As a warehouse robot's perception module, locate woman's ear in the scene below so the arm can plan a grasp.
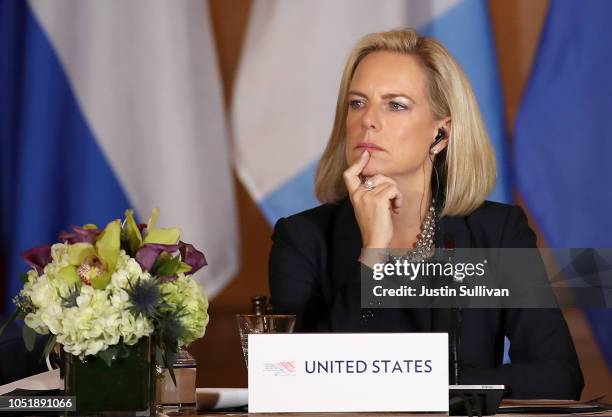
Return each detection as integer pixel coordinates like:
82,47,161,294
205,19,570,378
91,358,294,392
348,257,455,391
440,118,451,150
443,118,451,134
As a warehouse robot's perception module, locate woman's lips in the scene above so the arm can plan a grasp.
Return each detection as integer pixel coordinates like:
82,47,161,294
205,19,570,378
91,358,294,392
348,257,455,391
355,142,384,151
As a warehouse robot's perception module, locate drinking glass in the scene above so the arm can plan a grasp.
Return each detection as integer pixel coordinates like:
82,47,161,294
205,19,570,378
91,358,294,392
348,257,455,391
236,314,296,366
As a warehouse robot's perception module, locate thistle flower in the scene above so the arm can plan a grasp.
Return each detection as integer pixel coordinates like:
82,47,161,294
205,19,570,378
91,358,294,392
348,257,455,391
156,312,186,352
61,287,80,308
126,278,161,319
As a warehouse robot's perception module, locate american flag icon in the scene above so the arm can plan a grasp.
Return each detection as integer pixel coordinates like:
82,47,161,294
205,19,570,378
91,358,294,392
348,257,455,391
264,361,296,376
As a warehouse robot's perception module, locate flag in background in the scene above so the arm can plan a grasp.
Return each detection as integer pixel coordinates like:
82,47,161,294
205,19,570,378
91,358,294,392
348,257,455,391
232,0,510,225
0,0,239,311
514,0,612,369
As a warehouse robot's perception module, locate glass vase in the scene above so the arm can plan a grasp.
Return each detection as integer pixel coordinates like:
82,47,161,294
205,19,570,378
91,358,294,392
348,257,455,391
62,337,155,416
156,348,197,412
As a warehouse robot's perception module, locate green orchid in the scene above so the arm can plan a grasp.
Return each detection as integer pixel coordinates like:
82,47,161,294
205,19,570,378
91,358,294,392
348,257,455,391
58,265,81,286
143,208,180,245
96,220,120,272
124,209,143,256
68,243,96,265
59,220,121,290
59,210,184,290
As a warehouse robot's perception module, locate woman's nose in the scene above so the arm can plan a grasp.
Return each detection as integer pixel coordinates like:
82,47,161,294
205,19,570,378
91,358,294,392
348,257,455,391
361,105,381,131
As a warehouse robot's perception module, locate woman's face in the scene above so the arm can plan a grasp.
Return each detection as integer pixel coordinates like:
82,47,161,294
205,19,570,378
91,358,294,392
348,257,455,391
345,51,445,179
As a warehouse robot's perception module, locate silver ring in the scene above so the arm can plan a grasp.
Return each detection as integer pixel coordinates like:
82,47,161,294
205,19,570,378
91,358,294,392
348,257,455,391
363,178,375,190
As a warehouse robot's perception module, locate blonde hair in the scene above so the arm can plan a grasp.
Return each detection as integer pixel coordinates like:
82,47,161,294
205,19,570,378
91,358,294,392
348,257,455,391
314,28,496,217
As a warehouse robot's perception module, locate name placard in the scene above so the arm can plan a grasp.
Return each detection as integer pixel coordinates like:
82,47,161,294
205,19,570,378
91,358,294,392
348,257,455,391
248,333,448,413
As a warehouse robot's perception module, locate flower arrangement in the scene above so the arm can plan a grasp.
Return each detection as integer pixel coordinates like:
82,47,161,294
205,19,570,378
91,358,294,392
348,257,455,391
2,208,209,379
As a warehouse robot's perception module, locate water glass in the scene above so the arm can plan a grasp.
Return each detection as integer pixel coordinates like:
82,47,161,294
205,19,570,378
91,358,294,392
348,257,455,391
236,314,296,366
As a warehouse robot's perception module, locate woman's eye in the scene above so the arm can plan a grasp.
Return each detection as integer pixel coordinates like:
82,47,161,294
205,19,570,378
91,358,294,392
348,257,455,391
389,101,407,111
349,99,364,110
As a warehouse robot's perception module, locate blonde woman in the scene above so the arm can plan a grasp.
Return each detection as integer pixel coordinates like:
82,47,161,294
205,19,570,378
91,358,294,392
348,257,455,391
269,29,582,399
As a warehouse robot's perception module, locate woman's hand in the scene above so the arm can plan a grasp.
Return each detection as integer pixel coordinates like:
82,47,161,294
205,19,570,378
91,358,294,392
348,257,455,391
343,150,402,249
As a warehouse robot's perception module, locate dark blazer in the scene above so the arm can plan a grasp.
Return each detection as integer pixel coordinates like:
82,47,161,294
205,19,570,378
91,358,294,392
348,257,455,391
269,198,584,399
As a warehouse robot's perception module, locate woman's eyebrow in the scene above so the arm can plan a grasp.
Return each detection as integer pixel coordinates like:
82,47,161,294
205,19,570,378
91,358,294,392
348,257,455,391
347,90,416,104
347,90,367,98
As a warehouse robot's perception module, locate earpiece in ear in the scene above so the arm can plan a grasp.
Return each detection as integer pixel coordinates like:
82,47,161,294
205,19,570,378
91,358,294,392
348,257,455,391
430,127,446,152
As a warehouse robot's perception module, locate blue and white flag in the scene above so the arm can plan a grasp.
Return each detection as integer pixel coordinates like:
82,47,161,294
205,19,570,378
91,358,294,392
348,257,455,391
514,0,612,369
0,0,239,309
232,0,510,224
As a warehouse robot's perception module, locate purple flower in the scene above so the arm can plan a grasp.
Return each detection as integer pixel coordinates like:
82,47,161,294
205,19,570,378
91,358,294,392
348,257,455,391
59,226,102,244
21,244,52,274
179,241,207,275
135,243,179,271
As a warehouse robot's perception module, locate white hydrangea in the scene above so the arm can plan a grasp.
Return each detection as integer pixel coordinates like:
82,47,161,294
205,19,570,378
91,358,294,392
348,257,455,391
50,242,69,263
21,249,154,357
160,273,209,346
119,310,154,346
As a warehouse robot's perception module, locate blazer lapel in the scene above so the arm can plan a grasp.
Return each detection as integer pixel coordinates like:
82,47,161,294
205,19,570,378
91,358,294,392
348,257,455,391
436,215,472,249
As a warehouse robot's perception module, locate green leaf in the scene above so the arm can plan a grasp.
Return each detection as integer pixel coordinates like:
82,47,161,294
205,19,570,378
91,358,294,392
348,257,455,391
155,348,164,367
98,346,119,367
162,351,177,387
124,209,143,256
117,342,130,359
96,219,121,276
22,325,37,352
155,255,181,277
16,310,26,322
40,335,57,364
19,273,29,284
151,252,171,273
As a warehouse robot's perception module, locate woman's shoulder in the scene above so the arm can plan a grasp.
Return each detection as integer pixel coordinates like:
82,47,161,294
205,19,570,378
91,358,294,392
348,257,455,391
463,200,536,247
272,199,349,241
467,200,525,222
